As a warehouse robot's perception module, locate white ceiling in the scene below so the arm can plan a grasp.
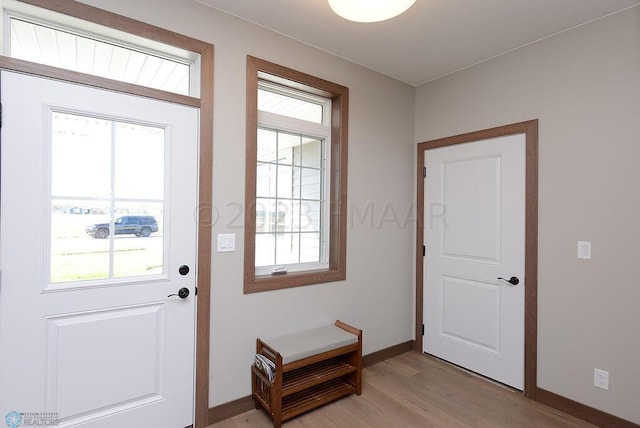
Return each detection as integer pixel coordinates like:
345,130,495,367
195,0,639,86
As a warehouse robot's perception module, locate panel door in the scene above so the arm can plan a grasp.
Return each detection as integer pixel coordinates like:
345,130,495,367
423,134,525,389
0,71,199,427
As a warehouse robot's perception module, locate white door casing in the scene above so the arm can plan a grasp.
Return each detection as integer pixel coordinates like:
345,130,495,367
0,72,199,427
423,134,525,389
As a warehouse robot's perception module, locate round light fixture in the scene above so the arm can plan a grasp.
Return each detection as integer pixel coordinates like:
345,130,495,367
328,0,416,23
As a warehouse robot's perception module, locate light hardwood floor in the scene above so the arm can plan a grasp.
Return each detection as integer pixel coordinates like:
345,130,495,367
209,351,595,428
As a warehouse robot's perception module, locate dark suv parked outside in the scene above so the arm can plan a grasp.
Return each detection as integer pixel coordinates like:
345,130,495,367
86,215,159,239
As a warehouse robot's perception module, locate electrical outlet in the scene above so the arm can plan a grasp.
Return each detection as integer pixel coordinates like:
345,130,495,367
594,368,609,390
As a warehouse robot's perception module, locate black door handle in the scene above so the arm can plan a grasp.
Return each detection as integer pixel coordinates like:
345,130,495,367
168,287,190,299
498,276,520,286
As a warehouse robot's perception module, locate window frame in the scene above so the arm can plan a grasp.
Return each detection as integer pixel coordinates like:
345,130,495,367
244,56,348,293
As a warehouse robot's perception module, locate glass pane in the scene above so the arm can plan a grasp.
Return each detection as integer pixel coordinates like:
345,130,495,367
277,200,294,233
291,202,301,231
276,233,300,265
300,137,322,168
255,234,275,267
255,199,267,234
278,133,299,165
51,112,111,198
257,128,277,163
113,203,163,278
301,168,322,200
114,122,165,200
258,88,323,123
300,233,321,263
297,201,321,232
256,198,277,233
276,164,295,199
274,201,288,233
10,18,191,96
51,199,110,283
290,167,302,199
256,163,277,198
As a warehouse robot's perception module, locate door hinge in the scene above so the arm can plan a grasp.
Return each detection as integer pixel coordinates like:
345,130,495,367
0,103,3,128
195,287,198,296
422,245,425,257
423,166,426,178
422,324,425,336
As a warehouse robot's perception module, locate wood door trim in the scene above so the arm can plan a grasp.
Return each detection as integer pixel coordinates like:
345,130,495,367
415,120,539,399
4,1,214,426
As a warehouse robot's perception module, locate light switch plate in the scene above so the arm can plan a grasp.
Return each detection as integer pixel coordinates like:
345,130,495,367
577,241,591,260
217,233,235,252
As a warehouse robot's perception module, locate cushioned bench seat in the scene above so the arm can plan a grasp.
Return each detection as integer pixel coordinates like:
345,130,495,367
251,320,362,428
262,324,359,364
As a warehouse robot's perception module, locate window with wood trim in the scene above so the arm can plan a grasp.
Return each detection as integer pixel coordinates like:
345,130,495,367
4,7,200,96
244,56,348,293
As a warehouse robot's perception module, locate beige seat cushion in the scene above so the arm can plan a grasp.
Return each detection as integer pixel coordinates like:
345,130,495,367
264,325,358,365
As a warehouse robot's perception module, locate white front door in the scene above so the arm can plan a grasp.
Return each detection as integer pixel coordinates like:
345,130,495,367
0,72,199,427
423,134,525,389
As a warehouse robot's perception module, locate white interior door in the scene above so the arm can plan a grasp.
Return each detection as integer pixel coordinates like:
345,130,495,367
423,134,525,389
0,72,199,427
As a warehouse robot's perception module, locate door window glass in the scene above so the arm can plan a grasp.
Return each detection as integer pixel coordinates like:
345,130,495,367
50,111,165,284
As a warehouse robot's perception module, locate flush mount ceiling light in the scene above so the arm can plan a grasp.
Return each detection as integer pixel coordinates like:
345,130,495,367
328,0,416,23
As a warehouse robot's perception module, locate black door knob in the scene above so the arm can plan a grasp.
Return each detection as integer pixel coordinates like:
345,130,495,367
498,276,520,286
178,265,190,276
168,287,190,299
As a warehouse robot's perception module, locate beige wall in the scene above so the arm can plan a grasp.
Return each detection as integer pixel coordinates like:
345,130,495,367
415,7,640,424
79,0,417,406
